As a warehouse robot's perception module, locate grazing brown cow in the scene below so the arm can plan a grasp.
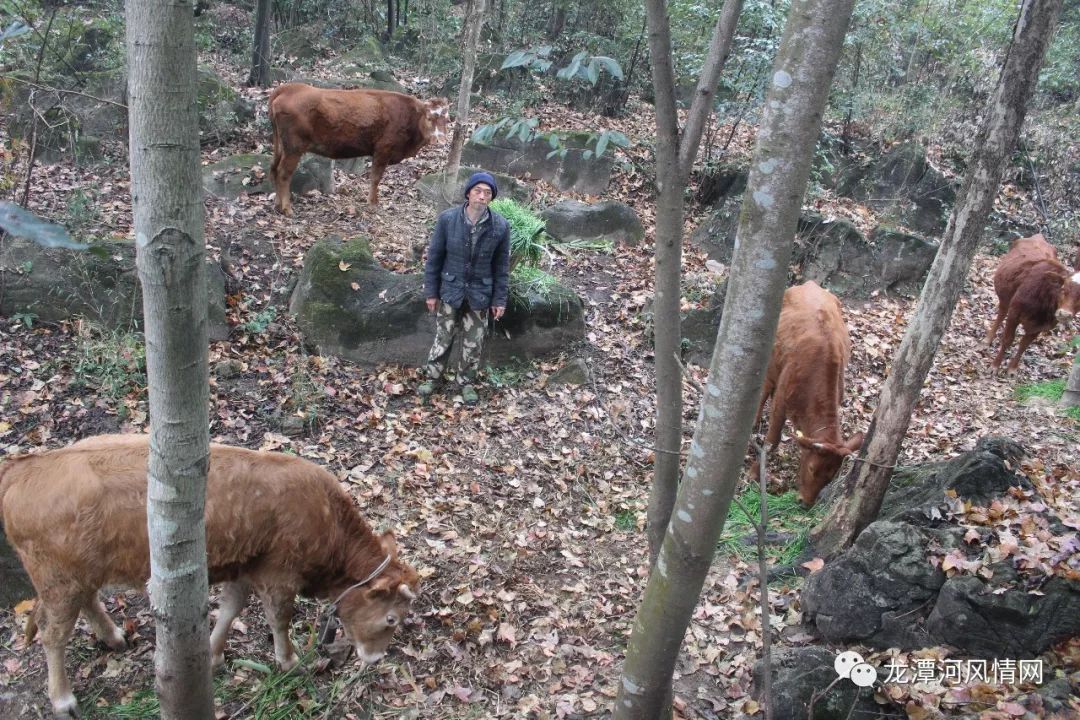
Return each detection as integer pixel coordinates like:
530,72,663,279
752,282,864,505
0,434,419,718
985,234,1080,373
269,83,449,216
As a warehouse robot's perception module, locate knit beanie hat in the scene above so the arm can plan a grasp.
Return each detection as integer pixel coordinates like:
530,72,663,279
464,171,498,199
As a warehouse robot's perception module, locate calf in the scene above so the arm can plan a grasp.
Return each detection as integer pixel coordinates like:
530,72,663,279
269,83,449,216
752,281,864,505
0,434,419,718
985,234,1080,373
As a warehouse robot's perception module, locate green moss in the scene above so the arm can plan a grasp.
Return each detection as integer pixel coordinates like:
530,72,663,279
304,238,375,302
299,301,355,336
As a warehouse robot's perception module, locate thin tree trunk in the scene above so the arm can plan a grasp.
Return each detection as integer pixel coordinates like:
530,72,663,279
125,0,213,717
444,0,487,187
247,0,272,88
1063,351,1080,408
811,0,1065,557
645,0,744,564
614,0,856,716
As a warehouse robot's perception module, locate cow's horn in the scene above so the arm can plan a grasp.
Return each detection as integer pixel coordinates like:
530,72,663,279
398,584,416,600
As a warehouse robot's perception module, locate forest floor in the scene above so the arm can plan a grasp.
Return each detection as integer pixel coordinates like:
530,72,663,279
1,56,1079,720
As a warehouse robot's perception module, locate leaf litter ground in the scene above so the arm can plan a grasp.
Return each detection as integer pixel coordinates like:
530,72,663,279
1,80,1078,720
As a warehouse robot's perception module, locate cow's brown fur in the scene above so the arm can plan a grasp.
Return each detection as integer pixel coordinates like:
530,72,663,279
268,83,449,216
0,434,419,717
751,282,864,505
985,234,1080,373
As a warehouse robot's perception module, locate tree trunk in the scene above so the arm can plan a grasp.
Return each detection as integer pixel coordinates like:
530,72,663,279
444,0,487,189
125,1,213,718
811,0,1064,557
645,0,744,564
387,0,397,38
614,0,855,716
1061,349,1080,408
246,0,272,88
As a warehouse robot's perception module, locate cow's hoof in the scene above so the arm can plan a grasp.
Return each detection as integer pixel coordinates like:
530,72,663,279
211,652,225,670
52,693,79,718
102,629,127,651
277,653,299,673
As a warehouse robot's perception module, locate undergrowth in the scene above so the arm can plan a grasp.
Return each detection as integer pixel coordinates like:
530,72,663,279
717,487,824,566
1015,378,1080,421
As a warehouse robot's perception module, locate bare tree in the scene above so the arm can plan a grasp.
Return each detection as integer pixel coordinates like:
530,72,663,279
812,0,1065,557
247,0,272,88
614,0,856,716
645,0,744,562
125,0,213,717
445,0,488,182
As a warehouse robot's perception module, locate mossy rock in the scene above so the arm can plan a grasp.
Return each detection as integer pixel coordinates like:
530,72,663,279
290,236,585,366
416,167,532,212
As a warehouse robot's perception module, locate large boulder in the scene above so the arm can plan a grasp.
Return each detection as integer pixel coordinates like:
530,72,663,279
833,141,957,236
416,167,532,212
198,67,255,142
289,237,585,366
752,646,887,720
201,152,366,200
0,236,228,339
803,437,1080,657
691,210,938,298
540,200,644,246
462,131,613,195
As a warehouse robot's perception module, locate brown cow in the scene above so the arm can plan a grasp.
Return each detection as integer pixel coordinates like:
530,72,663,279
752,281,864,505
0,434,419,718
985,234,1080,373
269,83,449,216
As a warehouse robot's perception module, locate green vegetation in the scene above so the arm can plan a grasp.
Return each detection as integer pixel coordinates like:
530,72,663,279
242,306,278,334
614,509,638,532
717,488,824,566
72,324,146,402
1015,378,1080,422
490,197,549,268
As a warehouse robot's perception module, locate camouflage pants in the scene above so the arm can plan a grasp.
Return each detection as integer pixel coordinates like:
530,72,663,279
424,301,488,383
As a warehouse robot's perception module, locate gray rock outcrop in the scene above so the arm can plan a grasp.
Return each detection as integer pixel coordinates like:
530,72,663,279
0,236,228,339
462,131,613,195
540,200,644,246
289,236,585,366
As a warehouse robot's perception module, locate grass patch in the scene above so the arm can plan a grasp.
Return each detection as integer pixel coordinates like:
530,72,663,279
485,361,534,388
1014,378,1080,421
717,488,824,566
614,509,638,532
509,265,559,309
72,324,147,402
490,197,548,268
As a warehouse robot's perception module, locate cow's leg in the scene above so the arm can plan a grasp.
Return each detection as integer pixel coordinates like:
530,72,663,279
257,589,299,671
81,595,126,651
273,152,301,216
367,158,386,205
1006,331,1041,374
39,597,81,718
992,314,1021,370
984,299,1008,347
210,581,249,669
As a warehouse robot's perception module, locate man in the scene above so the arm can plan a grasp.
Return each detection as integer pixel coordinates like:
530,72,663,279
419,171,511,404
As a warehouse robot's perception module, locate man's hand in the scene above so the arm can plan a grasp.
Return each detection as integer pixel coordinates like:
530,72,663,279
492,306,505,321
426,298,438,313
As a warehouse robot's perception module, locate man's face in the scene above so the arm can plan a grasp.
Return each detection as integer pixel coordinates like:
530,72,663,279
467,183,494,209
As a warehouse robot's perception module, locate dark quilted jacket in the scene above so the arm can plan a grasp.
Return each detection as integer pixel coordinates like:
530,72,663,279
423,205,511,311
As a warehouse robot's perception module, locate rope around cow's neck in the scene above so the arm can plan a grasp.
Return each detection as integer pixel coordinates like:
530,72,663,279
328,554,392,615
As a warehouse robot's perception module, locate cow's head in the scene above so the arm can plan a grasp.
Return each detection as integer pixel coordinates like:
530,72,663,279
1057,271,1080,320
336,531,420,665
794,431,864,506
422,98,450,144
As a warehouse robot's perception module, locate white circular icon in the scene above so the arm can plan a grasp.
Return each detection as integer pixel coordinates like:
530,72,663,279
834,650,864,679
850,662,878,688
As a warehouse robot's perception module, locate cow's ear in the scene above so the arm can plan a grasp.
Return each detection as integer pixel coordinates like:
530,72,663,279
379,531,399,560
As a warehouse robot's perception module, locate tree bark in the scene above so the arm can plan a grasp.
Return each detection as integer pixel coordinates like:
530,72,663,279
125,1,213,718
444,0,487,189
614,0,855,716
645,0,743,563
811,0,1064,557
247,0,272,88
1062,349,1080,408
